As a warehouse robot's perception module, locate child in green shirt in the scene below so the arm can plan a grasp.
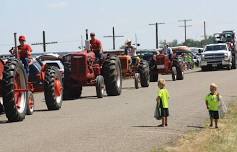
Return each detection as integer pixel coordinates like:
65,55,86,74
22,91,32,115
205,83,220,128
156,79,170,127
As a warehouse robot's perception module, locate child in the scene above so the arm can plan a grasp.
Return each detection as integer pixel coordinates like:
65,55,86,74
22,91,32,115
205,83,220,128
156,79,170,127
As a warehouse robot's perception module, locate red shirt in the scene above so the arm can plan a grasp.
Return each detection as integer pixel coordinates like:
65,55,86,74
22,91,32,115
17,44,32,58
90,39,102,53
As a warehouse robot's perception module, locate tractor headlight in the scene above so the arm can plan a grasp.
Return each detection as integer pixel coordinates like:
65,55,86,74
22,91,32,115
201,54,205,60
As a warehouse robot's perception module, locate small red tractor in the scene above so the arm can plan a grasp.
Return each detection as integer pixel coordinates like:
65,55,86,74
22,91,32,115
149,46,186,81
0,34,63,122
61,49,122,99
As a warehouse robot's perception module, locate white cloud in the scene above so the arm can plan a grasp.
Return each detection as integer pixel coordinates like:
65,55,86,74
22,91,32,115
48,1,68,9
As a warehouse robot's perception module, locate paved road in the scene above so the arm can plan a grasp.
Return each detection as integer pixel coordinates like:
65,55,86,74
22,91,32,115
1,69,237,152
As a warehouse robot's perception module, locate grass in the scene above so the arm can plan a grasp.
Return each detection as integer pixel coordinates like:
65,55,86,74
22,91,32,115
155,102,237,152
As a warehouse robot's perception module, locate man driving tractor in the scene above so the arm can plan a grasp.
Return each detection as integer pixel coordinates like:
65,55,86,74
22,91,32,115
124,39,140,65
9,35,32,76
89,32,103,61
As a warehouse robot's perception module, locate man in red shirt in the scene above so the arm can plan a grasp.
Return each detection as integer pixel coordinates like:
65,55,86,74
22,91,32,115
89,32,103,60
9,35,32,76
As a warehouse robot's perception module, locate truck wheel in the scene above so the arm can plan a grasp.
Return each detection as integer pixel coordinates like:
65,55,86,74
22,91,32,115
134,73,139,89
176,65,184,80
102,56,122,96
139,61,150,87
2,59,28,122
26,91,34,115
96,75,105,98
171,66,177,81
44,66,63,110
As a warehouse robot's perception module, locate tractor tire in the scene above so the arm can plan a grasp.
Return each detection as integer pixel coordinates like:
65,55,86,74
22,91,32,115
176,64,184,80
96,75,105,98
44,66,63,110
102,56,122,96
232,55,236,69
150,70,158,82
139,61,150,87
134,73,139,89
26,91,34,115
171,66,177,81
2,59,28,122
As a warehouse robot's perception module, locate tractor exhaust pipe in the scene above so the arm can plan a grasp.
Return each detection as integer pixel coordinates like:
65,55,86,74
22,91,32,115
14,33,19,59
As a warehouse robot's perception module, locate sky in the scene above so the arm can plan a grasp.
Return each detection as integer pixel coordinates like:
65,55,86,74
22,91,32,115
0,0,236,53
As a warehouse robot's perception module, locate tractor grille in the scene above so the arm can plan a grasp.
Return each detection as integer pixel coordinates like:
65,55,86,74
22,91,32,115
156,57,165,65
71,55,86,75
120,58,129,71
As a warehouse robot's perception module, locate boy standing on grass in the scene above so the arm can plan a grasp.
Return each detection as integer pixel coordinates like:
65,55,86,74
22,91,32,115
156,79,170,127
205,83,220,128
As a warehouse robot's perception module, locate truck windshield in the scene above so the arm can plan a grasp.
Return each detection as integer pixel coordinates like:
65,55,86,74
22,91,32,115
205,45,227,51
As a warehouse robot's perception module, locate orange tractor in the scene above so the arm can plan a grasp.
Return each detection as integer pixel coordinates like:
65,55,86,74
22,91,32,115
0,34,63,122
104,50,150,89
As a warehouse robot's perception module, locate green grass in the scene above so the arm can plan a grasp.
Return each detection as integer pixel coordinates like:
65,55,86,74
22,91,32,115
154,102,237,152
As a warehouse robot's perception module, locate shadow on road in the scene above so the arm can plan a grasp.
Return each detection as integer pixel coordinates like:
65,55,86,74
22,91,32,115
122,87,136,90
34,109,49,112
131,125,159,128
187,125,205,129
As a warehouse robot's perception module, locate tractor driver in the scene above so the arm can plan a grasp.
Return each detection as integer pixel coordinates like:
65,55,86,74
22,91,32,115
9,35,32,76
89,32,103,61
124,39,140,65
164,44,173,60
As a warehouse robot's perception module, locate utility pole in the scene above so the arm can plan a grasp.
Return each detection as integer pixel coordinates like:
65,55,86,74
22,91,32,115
178,19,192,43
31,31,58,52
204,21,207,40
104,26,124,50
149,22,165,49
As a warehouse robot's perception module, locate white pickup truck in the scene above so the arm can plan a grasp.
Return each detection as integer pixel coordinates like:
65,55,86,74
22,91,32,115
200,43,232,71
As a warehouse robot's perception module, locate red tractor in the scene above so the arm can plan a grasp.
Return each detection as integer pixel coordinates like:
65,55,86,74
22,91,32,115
149,46,185,81
0,36,63,122
61,50,122,99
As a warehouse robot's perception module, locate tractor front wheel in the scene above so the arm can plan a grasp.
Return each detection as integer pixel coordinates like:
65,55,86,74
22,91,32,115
96,75,105,98
134,73,139,89
26,91,34,115
44,66,63,110
171,66,177,81
139,61,150,87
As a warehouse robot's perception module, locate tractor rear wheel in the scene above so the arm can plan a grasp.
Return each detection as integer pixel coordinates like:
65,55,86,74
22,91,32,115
26,91,34,115
96,75,105,98
44,66,63,110
139,61,150,87
2,59,28,122
232,55,236,69
102,56,122,96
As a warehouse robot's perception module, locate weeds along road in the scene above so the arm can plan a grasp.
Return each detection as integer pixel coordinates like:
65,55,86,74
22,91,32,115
1,69,237,152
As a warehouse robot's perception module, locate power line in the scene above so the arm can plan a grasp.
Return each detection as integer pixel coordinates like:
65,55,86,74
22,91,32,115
149,22,165,49
178,19,192,43
104,26,124,50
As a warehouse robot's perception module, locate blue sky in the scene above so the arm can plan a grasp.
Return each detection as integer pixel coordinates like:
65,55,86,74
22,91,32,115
0,0,236,53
